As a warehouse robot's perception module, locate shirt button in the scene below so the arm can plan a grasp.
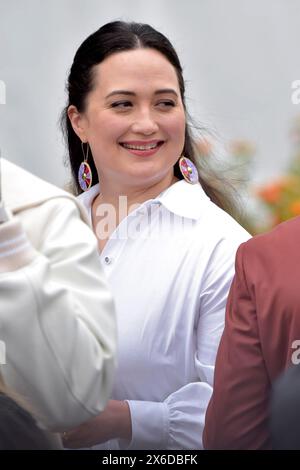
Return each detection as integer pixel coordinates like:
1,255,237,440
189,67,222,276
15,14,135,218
104,256,112,265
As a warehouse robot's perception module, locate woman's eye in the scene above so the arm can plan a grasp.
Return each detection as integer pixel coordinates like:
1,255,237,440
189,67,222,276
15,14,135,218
111,101,132,109
157,101,176,108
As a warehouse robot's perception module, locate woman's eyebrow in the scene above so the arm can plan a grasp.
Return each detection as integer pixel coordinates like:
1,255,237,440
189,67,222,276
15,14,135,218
105,88,178,99
154,89,178,97
105,90,135,98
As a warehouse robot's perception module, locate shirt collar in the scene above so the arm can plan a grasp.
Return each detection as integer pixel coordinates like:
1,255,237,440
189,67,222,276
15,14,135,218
77,183,100,214
77,180,210,222
156,180,211,220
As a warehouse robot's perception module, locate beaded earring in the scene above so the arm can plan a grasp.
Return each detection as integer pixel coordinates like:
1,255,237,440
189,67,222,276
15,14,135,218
78,142,93,191
178,156,199,184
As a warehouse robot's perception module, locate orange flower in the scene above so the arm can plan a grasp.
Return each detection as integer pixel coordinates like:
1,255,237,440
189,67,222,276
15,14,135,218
290,200,300,216
256,177,295,204
257,182,285,204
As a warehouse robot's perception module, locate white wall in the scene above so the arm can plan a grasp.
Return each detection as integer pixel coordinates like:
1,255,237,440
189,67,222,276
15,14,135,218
1,0,300,187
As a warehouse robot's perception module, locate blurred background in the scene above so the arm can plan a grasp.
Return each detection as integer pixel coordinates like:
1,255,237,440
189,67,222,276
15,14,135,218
1,0,300,233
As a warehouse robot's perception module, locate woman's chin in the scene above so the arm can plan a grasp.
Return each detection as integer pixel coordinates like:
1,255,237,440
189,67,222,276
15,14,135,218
124,170,171,187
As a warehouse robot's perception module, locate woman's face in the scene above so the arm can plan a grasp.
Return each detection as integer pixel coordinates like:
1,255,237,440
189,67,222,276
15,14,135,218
69,48,186,189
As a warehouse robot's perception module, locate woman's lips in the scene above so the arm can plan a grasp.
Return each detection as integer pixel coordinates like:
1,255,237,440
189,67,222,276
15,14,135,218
119,140,164,157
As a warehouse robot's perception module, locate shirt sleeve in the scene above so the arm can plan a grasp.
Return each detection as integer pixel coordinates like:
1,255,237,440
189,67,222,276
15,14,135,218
0,199,117,432
203,243,271,449
118,238,238,450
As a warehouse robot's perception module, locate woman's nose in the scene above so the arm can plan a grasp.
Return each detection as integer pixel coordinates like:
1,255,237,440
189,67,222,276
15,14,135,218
131,109,159,135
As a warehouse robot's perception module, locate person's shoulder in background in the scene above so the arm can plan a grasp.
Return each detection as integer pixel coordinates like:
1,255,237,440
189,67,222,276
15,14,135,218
237,215,300,265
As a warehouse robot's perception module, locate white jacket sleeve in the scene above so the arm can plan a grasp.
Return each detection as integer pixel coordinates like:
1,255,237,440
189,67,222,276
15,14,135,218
0,198,116,432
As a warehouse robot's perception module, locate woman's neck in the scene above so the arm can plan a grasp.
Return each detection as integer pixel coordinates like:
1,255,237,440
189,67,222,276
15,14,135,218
91,172,179,252
93,172,178,215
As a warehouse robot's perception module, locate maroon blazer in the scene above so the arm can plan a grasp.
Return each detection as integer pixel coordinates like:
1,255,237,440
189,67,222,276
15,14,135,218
203,216,300,449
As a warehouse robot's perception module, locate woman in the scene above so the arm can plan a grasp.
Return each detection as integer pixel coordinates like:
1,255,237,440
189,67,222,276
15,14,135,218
61,21,250,450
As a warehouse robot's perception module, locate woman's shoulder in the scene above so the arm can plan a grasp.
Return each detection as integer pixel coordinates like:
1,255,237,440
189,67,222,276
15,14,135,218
185,186,251,246
204,201,250,240
158,180,251,246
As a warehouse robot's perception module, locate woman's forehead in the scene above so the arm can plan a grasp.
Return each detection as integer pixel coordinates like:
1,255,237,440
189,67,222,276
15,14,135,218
91,49,180,92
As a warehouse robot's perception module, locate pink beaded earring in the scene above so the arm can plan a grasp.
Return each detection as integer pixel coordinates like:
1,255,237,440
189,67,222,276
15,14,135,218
178,156,199,184
78,142,93,191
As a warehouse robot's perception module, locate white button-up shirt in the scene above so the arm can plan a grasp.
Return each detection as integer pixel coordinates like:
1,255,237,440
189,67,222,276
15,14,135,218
78,180,250,450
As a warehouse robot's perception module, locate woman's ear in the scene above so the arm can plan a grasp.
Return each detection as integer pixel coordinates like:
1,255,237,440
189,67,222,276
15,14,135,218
67,105,88,142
